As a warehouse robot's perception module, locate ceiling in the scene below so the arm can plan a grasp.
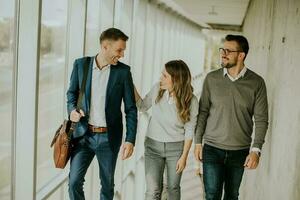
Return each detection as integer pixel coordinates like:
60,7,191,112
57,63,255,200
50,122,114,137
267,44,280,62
158,0,251,31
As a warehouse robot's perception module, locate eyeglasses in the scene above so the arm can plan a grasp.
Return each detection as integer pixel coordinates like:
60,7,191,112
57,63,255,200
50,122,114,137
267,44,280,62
219,48,242,55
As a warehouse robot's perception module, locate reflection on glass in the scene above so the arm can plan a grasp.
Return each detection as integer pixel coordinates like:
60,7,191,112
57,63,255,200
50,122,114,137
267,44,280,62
36,0,68,191
85,0,100,55
47,182,68,200
85,0,114,56
0,0,15,199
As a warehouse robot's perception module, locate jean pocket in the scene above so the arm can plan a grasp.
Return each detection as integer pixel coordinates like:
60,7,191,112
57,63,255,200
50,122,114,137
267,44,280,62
98,133,109,144
144,137,161,155
72,136,86,149
228,149,249,167
166,141,183,151
144,137,153,150
203,145,223,163
144,136,156,146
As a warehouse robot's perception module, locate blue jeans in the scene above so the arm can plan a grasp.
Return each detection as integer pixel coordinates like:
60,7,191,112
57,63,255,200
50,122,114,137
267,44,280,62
68,131,118,200
203,144,249,200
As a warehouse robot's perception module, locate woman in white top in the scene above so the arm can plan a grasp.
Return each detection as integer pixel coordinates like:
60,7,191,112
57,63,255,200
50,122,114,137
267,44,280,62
134,60,199,200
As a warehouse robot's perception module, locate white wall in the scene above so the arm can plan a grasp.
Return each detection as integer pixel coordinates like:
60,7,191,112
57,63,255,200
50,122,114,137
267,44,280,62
112,0,206,199
241,0,300,199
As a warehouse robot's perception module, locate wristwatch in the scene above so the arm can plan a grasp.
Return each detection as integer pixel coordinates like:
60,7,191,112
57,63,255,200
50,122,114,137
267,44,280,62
252,150,261,157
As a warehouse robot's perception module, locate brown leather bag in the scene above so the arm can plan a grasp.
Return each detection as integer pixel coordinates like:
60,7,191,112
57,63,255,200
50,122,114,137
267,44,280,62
50,57,90,169
50,120,75,168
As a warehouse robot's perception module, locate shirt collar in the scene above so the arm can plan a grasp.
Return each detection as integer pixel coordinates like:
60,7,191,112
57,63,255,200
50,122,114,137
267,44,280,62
223,66,247,79
93,57,110,71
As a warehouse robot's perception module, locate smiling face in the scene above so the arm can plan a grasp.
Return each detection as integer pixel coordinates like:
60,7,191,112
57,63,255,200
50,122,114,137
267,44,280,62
102,39,126,65
159,68,173,91
220,40,242,69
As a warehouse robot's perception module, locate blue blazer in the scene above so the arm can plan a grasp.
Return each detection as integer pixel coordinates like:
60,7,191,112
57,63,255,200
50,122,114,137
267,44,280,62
66,56,137,153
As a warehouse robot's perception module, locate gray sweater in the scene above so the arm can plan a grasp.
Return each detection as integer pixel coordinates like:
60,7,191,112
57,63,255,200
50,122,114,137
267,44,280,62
137,83,199,142
195,68,269,150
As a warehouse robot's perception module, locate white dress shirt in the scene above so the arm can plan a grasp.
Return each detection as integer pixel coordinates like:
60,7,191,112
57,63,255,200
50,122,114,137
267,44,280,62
223,66,247,81
88,57,110,127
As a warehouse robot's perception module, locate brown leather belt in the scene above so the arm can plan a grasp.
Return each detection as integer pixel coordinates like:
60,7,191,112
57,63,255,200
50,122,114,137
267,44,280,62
88,125,107,133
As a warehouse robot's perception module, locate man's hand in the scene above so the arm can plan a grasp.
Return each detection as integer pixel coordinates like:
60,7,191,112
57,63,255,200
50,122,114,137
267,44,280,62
244,152,260,169
121,142,134,160
194,144,203,161
70,109,85,122
176,155,187,174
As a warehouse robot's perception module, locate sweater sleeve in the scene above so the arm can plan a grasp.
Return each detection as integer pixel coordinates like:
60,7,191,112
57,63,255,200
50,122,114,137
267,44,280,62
136,83,159,112
195,76,211,144
184,96,199,139
252,78,269,149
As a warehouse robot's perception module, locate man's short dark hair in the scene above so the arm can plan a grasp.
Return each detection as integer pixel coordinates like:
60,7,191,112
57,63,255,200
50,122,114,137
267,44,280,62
99,28,128,44
225,34,249,57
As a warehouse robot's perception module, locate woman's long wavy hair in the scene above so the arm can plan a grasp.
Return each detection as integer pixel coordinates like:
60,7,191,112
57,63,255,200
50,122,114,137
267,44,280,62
155,60,193,123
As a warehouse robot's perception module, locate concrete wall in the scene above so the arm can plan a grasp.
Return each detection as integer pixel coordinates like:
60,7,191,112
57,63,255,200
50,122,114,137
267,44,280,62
241,0,300,199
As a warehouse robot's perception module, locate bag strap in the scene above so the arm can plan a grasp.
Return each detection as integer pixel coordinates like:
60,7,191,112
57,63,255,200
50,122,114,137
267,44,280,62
76,57,90,111
68,57,91,136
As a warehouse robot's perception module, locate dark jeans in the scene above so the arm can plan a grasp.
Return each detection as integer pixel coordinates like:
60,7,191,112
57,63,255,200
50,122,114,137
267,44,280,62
203,144,249,200
68,131,118,200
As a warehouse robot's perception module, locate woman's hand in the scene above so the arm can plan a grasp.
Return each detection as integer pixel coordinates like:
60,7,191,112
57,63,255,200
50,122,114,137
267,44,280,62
176,155,188,174
133,85,141,102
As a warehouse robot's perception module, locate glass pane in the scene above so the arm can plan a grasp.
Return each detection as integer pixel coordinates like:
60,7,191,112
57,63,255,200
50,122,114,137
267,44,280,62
0,0,15,199
36,0,68,191
46,182,68,200
85,0,100,55
116,0,133,65
85,0,115,56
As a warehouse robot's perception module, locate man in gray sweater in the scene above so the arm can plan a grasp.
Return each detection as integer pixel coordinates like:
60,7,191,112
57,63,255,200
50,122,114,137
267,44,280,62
194,35,268,200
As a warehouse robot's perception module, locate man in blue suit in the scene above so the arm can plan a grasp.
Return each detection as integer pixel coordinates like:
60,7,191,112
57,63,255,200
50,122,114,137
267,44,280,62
67,28,137,200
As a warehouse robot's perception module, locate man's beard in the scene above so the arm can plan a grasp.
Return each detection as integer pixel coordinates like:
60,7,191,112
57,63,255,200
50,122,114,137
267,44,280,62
221,62,236,69
221,57,237,69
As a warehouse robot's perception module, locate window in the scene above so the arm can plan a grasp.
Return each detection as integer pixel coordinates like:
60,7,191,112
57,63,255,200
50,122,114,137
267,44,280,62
36,0,68,190
85,0,114,56
0,0,16,199
85,0,100,55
